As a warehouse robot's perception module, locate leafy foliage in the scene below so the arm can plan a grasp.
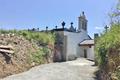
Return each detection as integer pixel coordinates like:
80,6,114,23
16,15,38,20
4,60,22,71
0,29,55,45
18,30,55,45
115,69,120,80
0,29,56,64
95,23,120,66
109,0,120,24
95,1,120,79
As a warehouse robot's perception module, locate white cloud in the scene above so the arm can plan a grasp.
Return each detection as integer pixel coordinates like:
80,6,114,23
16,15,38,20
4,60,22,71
95,27,104,30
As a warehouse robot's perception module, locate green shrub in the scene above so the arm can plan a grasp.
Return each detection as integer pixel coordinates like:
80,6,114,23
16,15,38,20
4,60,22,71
115,70,120,79
30,47,52,65
18,30,55,45
0,29,55,65
30,49,45,64
95,23,120,66
0,29,18,34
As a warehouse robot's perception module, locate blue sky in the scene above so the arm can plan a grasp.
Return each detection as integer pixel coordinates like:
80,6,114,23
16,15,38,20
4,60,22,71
0,0,117,37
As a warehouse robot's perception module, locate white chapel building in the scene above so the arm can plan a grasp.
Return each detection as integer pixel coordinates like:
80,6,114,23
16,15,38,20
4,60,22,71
52,12,94,62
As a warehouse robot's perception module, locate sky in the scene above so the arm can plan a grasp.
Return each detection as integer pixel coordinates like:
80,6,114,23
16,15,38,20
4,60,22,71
0,0,117,37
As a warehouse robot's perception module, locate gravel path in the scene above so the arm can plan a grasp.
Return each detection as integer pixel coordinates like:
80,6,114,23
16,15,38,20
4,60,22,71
1,58,97,80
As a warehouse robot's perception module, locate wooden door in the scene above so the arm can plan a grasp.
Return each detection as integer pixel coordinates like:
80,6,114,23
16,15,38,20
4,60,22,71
84,49,87,58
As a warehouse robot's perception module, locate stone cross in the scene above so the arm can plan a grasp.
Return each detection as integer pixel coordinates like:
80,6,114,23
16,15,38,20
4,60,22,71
104,25,109,32
70,22,73,27
62,21,65,29
55,26,57,29
46,26,48,31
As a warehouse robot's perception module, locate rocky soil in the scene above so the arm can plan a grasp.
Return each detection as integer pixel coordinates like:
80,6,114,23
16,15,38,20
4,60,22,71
0,34,40,78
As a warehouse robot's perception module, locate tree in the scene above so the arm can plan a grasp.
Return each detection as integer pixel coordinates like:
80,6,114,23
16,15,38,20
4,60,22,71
110,0,120,24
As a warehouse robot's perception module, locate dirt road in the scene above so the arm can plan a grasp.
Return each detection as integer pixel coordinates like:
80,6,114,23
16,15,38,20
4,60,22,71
1,58,97,80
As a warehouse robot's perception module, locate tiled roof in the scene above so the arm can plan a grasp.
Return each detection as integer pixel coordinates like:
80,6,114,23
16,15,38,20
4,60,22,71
79,39,94,46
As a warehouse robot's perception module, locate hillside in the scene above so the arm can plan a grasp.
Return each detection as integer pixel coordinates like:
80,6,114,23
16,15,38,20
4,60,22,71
0,30,55,78
95,23,120,80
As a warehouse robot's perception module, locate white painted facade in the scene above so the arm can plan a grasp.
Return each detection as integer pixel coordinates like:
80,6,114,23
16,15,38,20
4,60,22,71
64,31,88,60
79,46,94,60
53,12,95,61
63,30,94,61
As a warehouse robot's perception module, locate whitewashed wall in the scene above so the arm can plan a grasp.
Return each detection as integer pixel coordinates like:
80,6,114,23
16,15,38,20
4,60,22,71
79,47,85,57
79,46,94,60
64,30,90,60
87,46,94,60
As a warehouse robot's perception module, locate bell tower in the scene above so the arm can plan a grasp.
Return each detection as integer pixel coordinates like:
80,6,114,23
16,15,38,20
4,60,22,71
78,12,88,32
